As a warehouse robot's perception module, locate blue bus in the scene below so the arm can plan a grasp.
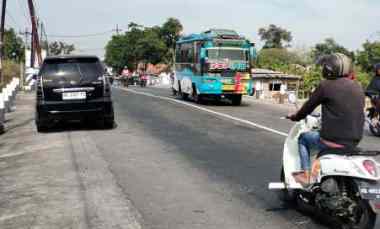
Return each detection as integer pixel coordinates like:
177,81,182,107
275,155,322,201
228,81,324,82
173,29,256,105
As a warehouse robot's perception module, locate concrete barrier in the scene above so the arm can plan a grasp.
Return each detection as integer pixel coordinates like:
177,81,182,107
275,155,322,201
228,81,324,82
0,79,21,134
0,91,4,133
6,84,14,112
3,87,9,113
9,81,16,111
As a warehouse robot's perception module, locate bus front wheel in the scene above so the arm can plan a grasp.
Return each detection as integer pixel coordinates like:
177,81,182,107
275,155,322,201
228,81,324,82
231,95,242,106
182,93,189,100
192,85,204,104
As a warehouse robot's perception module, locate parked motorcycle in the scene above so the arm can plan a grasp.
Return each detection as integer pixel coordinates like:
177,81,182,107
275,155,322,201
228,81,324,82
269,94,380,229
140,79,147,87
366,92,380,137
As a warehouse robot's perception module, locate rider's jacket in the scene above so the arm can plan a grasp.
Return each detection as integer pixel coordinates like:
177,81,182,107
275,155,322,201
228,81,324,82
293,77,365,147
367,75,380,111
367,75,380,94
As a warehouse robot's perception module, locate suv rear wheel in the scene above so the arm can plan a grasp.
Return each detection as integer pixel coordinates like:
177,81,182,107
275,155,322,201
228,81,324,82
36,121,48,132
104,117,114,129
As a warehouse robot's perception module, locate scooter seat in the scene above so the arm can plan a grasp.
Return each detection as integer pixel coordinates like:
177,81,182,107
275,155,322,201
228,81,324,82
318,148,380,158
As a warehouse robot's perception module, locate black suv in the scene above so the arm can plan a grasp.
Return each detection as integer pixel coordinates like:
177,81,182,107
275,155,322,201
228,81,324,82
36,55,114,131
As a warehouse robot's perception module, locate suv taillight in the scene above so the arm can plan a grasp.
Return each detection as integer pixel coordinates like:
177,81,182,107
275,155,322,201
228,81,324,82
103,77,111,97
36,76,43,99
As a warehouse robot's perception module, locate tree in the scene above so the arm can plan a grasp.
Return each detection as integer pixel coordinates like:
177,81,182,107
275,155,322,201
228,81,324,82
257,48,300,70
105,18,183,73
356,41,380,72
160,18,183,65
104,35,129,73
258,24,292,49
4,28,24,62
301,67,322,96
312,38,354,61
49,41,75,55
128,22,143,31
105,25,145,72
137,28,167,66
355,66,371,88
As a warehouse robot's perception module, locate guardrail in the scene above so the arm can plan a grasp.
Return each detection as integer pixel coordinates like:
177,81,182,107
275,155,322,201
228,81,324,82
0,77,21,134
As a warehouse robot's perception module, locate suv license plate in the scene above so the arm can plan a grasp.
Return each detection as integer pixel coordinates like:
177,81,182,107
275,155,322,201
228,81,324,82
62,92,86,100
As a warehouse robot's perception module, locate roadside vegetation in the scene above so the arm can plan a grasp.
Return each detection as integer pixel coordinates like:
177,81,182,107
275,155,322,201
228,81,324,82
105,18,183,73
5,19,379,97
256,24,380,96
1,28,24,89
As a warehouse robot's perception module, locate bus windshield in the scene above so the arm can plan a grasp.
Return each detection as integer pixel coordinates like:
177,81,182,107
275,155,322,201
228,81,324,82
207,49,247,61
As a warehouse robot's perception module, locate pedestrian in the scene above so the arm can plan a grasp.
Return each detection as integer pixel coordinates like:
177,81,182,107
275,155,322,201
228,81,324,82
255,81,262,99
279,83,287,104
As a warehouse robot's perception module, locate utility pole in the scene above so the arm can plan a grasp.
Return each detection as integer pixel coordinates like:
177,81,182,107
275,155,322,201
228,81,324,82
0,0,7,85
27,0,42,66
19,28,33,67
115,24,122,35
30,28,35,67
19,28,31,49
40,22,49,56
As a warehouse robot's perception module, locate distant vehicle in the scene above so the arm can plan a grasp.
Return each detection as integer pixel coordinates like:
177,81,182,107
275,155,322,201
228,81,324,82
35,55,114,131
140,74,148,87
174,29,256,105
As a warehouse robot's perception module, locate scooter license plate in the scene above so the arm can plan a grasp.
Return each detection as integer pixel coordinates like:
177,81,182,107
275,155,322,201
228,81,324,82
360,187,380,199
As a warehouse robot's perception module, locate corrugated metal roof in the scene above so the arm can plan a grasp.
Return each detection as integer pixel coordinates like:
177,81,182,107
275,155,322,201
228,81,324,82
251,69,301,80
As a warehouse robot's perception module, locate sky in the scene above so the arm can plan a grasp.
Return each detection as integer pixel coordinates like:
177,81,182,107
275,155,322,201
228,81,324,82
7,0,380,58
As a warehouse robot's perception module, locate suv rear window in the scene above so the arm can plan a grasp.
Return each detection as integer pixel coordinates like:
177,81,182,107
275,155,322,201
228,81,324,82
41,58,104,83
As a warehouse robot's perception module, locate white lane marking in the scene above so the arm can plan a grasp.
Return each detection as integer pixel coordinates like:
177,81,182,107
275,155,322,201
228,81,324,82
117,87,288,137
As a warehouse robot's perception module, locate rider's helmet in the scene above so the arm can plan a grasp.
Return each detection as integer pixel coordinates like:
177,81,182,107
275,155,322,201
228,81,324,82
316,53,353,79
374,63,380,76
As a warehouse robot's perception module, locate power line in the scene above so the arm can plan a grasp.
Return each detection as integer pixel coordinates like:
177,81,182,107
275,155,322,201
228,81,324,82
16,0,31,27
5,9,22,29
76,47,105,52
47,30,114,38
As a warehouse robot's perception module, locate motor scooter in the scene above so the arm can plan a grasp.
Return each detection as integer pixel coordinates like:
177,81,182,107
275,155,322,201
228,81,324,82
366,92,380,137
269,94,380,229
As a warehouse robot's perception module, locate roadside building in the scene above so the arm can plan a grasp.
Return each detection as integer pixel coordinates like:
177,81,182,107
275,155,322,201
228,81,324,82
251,69,301,101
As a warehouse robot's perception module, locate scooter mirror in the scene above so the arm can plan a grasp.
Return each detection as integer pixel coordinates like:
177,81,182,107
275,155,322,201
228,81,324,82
288,92,297,104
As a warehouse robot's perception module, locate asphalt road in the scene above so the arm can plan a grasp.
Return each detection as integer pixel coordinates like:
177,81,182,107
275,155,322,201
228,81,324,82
1,88,378,229
103,87,323,229
122,85,379,150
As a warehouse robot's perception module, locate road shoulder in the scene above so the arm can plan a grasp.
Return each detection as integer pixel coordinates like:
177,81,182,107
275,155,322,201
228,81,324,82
0,92,143,229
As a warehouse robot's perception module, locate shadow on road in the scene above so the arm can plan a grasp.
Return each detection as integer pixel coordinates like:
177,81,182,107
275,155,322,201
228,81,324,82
39,120,118,133
6,118,35,132
173,96,252,107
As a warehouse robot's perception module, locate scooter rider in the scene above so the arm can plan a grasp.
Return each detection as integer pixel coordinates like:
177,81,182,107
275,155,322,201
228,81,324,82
287,53,365,186
367,63,380,112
